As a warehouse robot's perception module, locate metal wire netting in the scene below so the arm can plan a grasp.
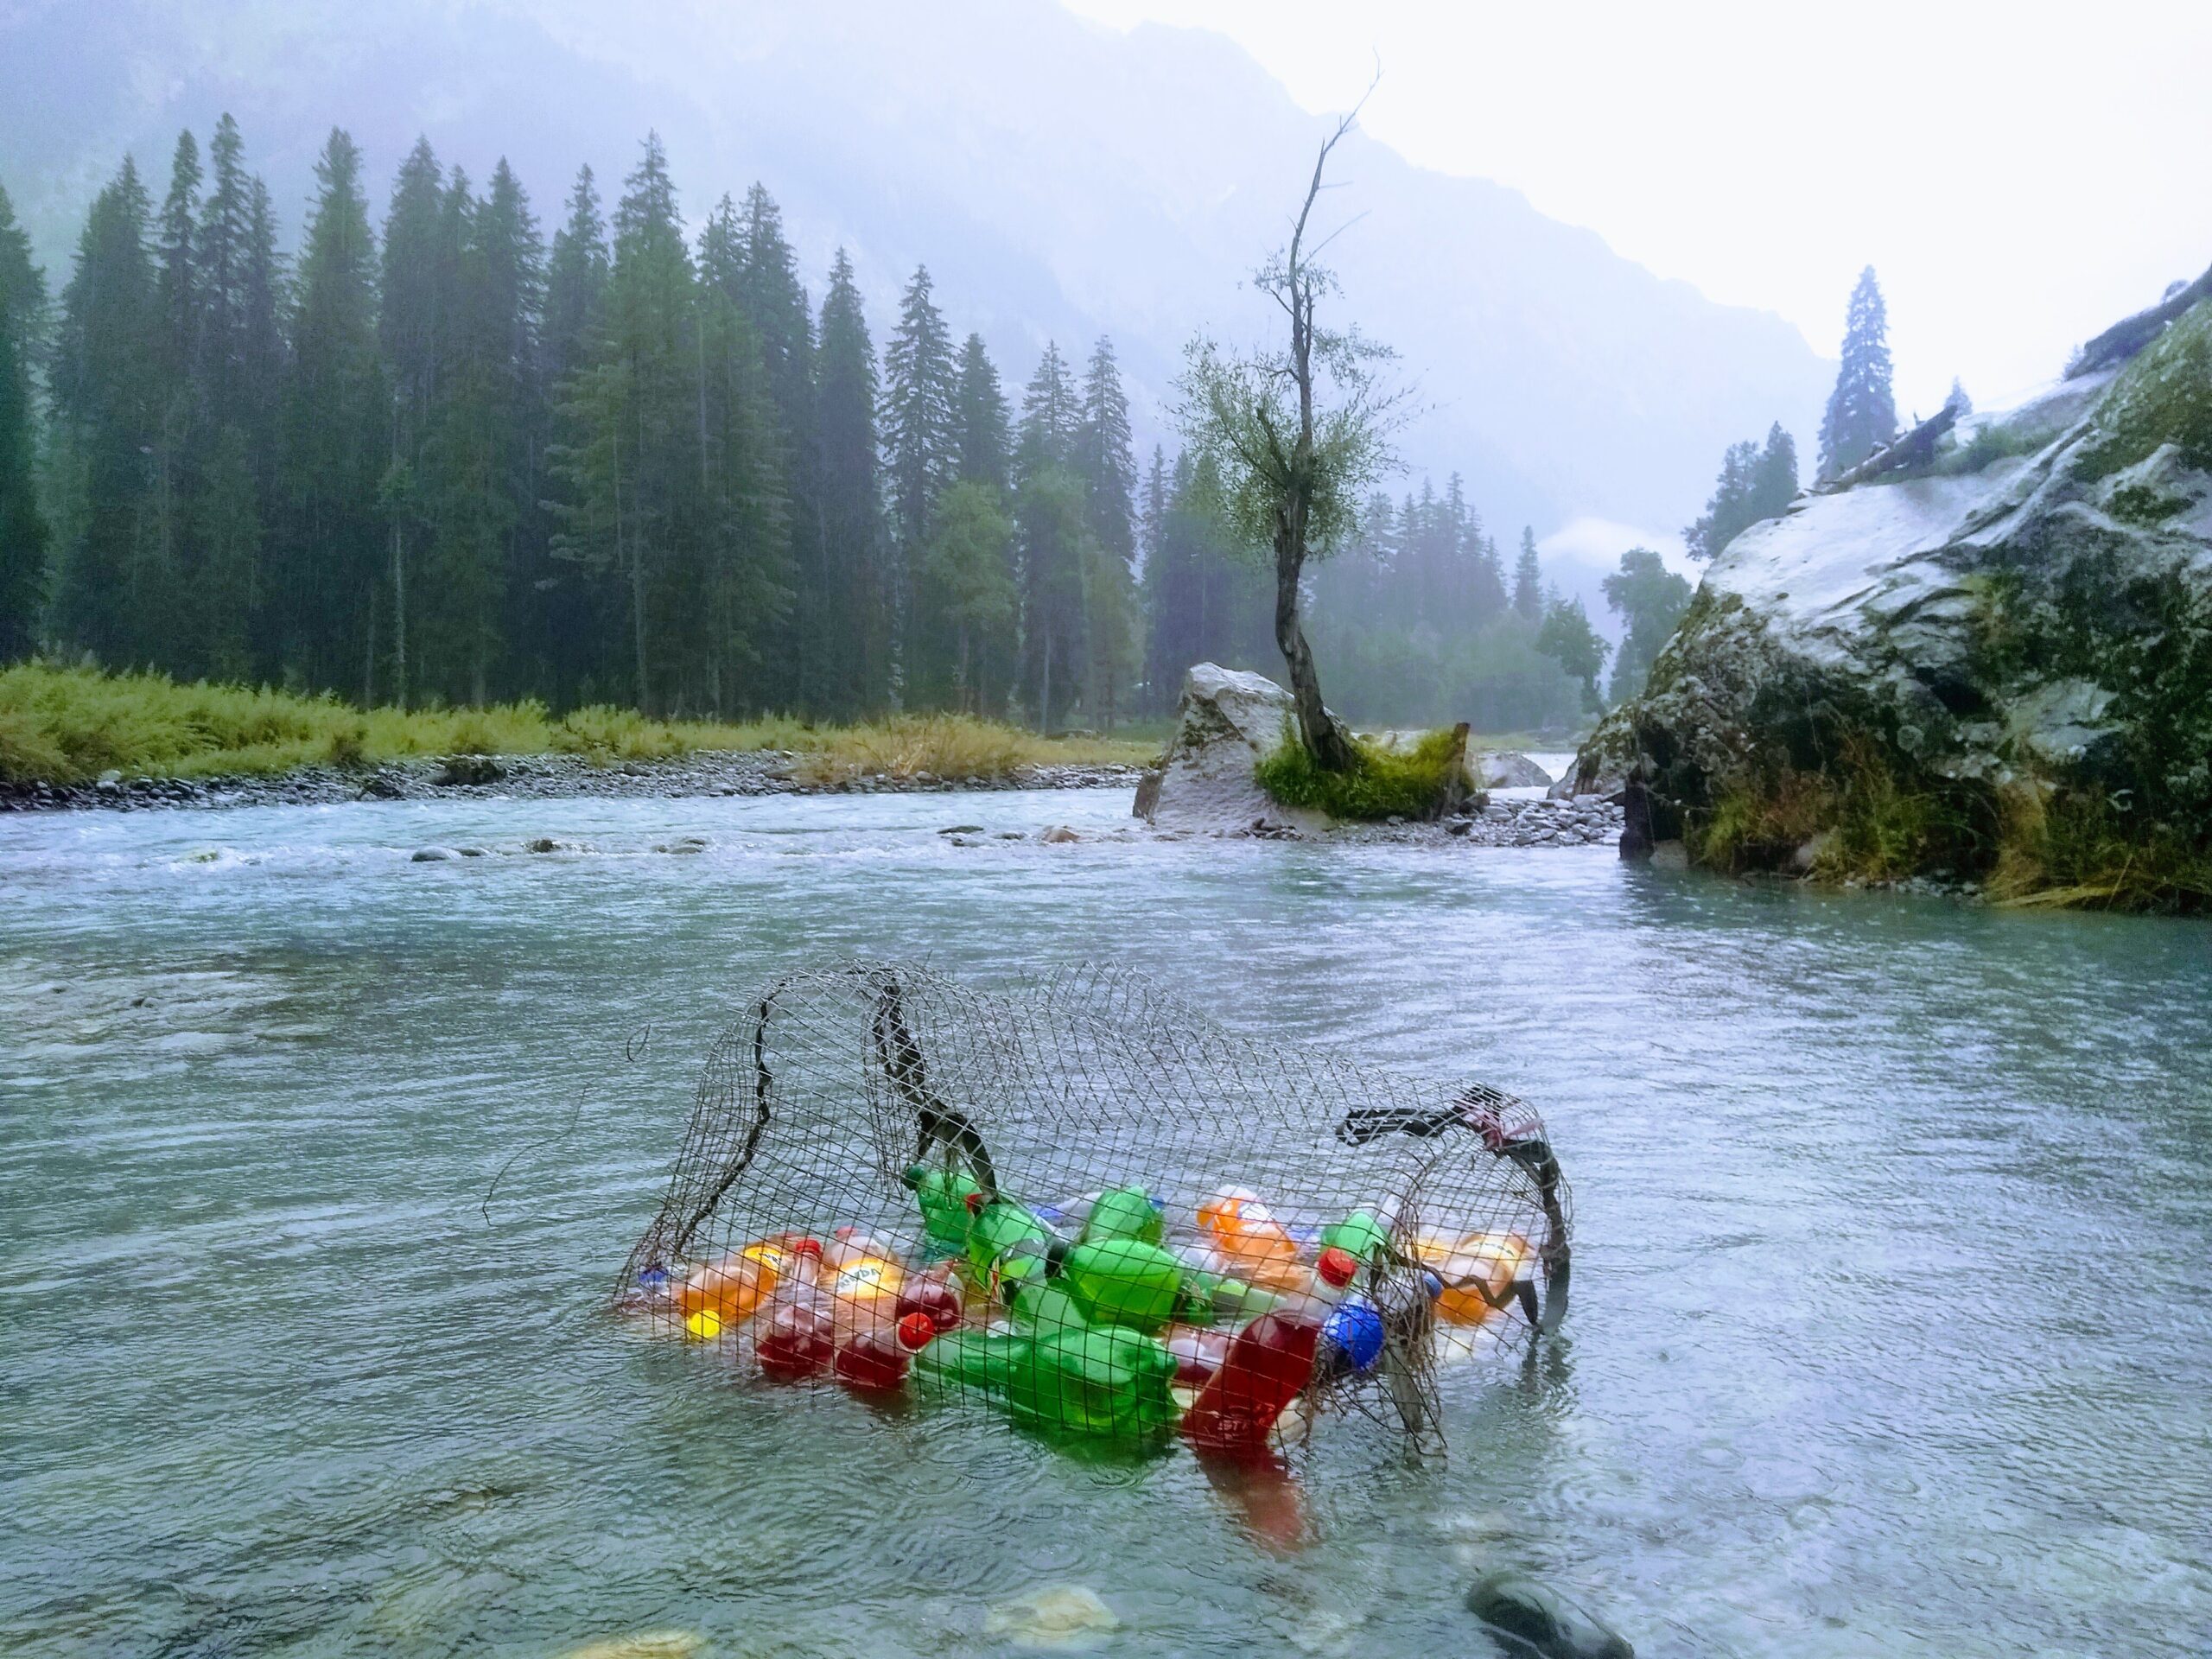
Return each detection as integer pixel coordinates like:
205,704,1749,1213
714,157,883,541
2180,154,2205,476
618,962,1571,1457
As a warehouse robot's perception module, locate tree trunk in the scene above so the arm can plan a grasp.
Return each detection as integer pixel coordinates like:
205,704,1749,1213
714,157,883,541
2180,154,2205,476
1039,628,1053,736
1274,517,1356,770
390,516,407,712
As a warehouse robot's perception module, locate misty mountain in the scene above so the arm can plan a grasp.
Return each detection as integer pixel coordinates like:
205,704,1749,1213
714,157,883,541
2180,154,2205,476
0,0,1828,563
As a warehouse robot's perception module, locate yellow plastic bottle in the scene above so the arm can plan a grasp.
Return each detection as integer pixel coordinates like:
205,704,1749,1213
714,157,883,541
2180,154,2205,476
819,1228,907,1343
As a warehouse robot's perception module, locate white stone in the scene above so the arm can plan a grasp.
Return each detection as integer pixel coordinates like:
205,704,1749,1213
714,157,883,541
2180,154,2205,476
1135,663,1328,836
983,1585,1120,1649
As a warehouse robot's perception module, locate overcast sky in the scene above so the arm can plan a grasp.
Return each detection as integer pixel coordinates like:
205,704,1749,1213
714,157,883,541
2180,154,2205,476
1066,0,2212,422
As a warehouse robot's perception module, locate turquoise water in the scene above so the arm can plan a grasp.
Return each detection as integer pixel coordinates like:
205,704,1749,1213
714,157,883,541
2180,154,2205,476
3,790,2209,1657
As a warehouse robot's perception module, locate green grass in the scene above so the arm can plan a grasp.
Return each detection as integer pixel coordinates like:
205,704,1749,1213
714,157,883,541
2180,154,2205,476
1253,724,1472,821
1688,735,1984,884
2081,295,2212,478
0,662,1156,787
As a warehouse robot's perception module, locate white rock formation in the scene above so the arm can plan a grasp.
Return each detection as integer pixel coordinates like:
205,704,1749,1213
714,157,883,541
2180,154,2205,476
1133,663,1327,835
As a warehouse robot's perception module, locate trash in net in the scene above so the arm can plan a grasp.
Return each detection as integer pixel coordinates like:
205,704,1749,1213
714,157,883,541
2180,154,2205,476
618,962,1571,1456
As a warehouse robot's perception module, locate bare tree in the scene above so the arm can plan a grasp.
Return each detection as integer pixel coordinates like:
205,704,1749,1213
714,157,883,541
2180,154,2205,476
1177,89,1405,772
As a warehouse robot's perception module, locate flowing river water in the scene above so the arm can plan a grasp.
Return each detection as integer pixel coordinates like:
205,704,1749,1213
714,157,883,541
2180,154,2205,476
3,785,2208,1657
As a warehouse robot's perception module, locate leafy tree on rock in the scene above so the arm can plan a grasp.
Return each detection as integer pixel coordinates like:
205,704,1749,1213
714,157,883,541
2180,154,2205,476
1817,266,1898,482
1603,546,1692,703
1177,102,1401,772
1534,594,1609,712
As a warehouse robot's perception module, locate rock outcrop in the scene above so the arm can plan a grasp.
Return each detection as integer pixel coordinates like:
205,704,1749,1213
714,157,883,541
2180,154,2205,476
1134,663,1326,835
1573,279,2212,907
1477,750,1554,790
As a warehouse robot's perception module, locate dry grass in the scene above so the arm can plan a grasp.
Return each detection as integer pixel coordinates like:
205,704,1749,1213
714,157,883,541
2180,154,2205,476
0,662,1155,786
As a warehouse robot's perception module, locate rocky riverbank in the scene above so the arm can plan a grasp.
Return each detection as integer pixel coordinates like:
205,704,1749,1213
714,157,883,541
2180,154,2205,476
0,750,1151,813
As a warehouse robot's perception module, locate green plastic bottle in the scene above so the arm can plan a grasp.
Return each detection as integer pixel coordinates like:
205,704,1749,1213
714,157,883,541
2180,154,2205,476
1078,1185,1165,1246
1061,1237,1183,1333
1321,1210,1395,1270
911,1287,1177,1440
1170,1265,1280,1328
965,1197,1052,1298
901,1163,984,1259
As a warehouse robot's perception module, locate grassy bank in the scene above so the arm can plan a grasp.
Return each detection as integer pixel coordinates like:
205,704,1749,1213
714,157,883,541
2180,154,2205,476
0,663,1156,788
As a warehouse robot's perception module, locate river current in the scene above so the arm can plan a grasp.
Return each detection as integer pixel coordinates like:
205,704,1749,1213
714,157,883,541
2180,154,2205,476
3,786,2208,1656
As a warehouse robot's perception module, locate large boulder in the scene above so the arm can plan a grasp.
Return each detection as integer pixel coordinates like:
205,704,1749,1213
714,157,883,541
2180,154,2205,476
1134,663,1327,835
1478,750,1554,789
1572,281,2212,903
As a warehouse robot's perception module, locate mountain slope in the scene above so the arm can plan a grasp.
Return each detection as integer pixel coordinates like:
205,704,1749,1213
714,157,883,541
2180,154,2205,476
0,0,1828,543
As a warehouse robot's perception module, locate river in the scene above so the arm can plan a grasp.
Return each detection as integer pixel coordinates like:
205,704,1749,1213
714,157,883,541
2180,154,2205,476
3,787,2208,1656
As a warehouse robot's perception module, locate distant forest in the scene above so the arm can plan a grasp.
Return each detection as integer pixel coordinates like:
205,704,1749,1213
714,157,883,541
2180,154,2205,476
0,121,1624,732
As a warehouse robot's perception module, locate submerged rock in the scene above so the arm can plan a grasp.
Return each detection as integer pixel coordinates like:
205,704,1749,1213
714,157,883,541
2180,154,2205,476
1573,279,2212,903
983,1585,1119,1649
431,753,505,787
1465,1571,1633,1659
410,847,461,862
553,1631,702,1659
1039,823,1082,843
1135,662,1326,836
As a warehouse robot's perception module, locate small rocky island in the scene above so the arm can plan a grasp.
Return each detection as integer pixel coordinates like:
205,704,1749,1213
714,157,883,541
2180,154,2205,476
1136,662,1624,848
1571,270,2212,910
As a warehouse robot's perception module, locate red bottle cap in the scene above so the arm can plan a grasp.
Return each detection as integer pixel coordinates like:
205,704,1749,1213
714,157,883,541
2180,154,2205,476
1316,1246,1357,1288
964,1191,987,1216
791,1238,823,1261
896,1311,938,1351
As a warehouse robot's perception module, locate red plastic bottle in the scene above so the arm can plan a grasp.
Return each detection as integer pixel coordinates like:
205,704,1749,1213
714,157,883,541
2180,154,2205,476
1182,1246,1357,1453
833,1326,915,1391
754,1240,833,1381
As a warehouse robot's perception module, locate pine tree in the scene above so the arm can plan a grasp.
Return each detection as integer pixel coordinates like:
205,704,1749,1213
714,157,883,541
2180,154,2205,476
51,157,158,667
475,157,546,702
1016,341,1078,480
1944,378,1972,419
1817,266,1898,482
1016,462,1090,732
881,264,957,700
1511,526,1543,623
921,479,1014,714
951,333,1010,494
377,137,448,705
732,183,818,703
550,135,701,715
147,130,206,671
1534,595,1608,710
1685,423,1799,560
693,193,794,714
194,423,259,680
813,248,886,714
279,129,385,694
1075,336,1135,570
0,183,48,659
539,165,610,700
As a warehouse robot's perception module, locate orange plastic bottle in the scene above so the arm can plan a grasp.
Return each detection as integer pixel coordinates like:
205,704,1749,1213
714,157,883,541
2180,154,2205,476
1197,1185,1311,1292
675,1237,792,1325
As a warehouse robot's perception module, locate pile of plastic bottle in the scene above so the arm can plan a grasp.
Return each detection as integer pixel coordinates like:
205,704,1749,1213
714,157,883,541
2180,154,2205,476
639,1166,1536,1453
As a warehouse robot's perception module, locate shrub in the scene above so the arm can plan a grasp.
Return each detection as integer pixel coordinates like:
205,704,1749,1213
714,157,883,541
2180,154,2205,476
1254,725,1471,821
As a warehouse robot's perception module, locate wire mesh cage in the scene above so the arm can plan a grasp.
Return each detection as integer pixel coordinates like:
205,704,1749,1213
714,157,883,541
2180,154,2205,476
618,962,1571,1457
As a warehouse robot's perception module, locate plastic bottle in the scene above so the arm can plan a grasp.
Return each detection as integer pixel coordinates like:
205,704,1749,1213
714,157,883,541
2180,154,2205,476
894,1267,965,1337
1165,1324,1230,1388
1414,1230,1532,1326
901,1164,984,1259
753,1240,833,1380
1182,1245,1357,1453
1319,1209,1395,1270
1169,1251,1281,1328
963,1195,1054,1301
833,1325,912,1392
675,1236,790,1324
1197,1185,1311,1292
1077,1185,1165,1246
817,1229,907,1343
1060,1236,1183,1333
912,1287,1178,1440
